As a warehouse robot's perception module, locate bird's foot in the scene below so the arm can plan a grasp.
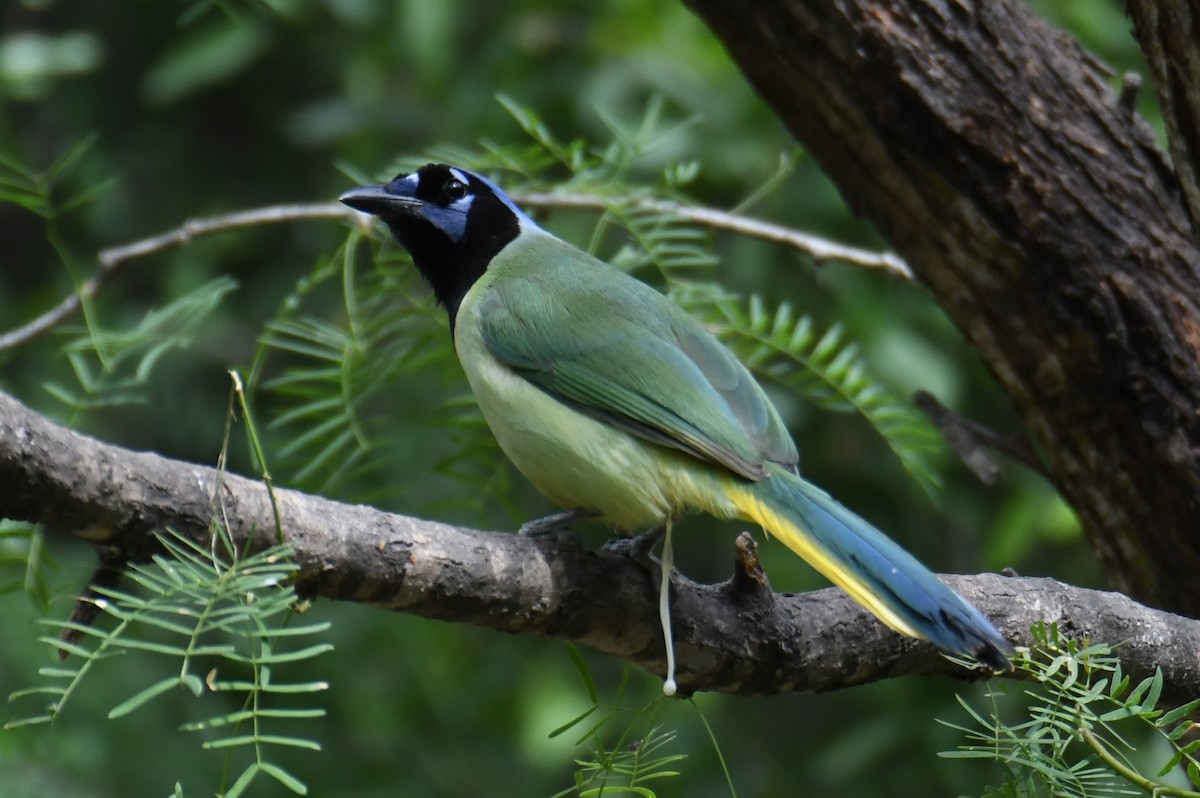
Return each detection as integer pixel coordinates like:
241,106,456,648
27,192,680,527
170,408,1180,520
601,525,665,562
517,508,598,537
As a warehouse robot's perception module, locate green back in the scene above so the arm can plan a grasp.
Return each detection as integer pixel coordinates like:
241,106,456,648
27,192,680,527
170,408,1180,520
474,231,798,481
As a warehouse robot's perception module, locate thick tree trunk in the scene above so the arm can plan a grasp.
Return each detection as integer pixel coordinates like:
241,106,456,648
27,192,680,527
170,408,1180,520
683,0,1200,614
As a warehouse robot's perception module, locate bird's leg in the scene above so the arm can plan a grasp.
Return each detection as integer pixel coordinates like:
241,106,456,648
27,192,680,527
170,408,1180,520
603,523,675,692
658,518,677,697
517,508,598,537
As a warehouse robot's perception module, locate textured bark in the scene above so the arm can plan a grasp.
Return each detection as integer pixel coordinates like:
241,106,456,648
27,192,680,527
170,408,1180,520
4,390,1200,699
1128,0,1200,233
683,0,1200,614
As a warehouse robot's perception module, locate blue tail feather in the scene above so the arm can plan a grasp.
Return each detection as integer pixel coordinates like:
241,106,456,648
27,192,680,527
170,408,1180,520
745,464,1012,668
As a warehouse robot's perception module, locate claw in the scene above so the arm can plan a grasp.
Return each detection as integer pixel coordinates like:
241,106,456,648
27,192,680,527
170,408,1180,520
517,508,598,537
600,525,664,560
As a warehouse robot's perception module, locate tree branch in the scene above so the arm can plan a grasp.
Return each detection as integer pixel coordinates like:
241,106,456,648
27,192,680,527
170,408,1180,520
512,192,913,278
3,389,1199,701
0,195,906,353
913,389,1046,484
0,204,346,353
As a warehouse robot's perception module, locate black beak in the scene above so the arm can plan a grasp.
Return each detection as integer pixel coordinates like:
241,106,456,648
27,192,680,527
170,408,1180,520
338,184,421,217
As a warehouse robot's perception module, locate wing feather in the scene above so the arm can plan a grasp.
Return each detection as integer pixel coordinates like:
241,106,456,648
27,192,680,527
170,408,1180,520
478,235,797,480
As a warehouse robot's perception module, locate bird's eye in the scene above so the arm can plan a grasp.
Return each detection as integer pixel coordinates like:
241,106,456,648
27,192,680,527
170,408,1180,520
443,178,467,202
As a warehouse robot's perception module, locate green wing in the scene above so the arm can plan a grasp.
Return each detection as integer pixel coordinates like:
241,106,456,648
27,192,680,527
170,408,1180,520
477,234,797,481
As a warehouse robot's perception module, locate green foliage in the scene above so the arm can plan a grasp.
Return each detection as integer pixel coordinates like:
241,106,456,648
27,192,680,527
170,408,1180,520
0,522,50,610
45,276,238,422
251,232,462,498
7,383,329,797
6,526,330,797
0,134,113,219
681,290,945,497
548,644,739,798
942,623,1200,797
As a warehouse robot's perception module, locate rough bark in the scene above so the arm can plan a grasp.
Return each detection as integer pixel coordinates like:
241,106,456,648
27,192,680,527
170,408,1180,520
1128,0,1200,233
682,0,1200,614
3,390,1200,701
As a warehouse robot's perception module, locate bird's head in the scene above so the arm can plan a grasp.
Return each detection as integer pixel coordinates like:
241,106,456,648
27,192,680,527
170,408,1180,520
339,163,536,322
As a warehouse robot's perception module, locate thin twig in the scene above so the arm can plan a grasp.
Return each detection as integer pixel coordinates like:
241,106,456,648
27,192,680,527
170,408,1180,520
0,194,909,353
0,204,355,353
513,191,913,278
913,390,1048,481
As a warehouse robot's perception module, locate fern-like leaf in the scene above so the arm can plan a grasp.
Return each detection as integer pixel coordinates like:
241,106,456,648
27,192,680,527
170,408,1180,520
6,528,329,796
942,623,1200,798
44,276,237,420
674,285,944,496
257,239,453,495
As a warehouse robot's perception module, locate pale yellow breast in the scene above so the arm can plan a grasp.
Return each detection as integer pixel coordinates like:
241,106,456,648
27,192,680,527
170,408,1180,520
454,279,727,531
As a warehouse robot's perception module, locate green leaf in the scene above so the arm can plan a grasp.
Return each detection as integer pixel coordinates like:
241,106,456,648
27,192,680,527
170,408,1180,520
3,714,54,730
34,666,78,678
109,638,191,657
1123,674,1154,708
209,678,329,694
252,642,334,664
549,706,599,740
566,642,599,705
181,708,326,732
259,762,309,795
108,675,185,718
248,621,332,638
9,685,69,699
223,763,260,798
203,734,321,751
40,619,110,640
1096,705,1140,723
1158,697,1200,727
181,672,204,697
38,637,94,660
1140,668,1163,713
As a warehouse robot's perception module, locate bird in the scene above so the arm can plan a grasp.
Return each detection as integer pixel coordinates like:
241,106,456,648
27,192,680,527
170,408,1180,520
339,163,1013,691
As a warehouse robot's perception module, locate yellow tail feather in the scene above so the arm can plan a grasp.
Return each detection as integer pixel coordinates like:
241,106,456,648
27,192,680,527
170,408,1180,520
723,480,925,641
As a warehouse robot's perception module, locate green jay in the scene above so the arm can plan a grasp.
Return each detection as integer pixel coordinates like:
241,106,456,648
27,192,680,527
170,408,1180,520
340,164,1012,691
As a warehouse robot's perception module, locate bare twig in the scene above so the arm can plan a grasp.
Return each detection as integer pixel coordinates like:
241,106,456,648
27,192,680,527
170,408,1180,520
0,194,909,353
913,390,1048,483
513,191,913,278
0,204,355,353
